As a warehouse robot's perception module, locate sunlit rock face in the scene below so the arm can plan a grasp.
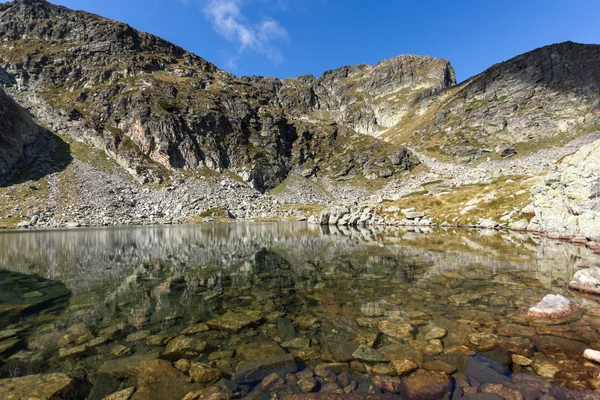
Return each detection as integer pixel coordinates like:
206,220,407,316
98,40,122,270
385,41,600,163
530,138,600,239
273,55,456,136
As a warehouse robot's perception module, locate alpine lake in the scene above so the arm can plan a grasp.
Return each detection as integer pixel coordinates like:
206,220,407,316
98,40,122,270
1,222,600,399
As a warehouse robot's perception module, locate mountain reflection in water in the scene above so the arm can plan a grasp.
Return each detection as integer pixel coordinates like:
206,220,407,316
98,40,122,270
0,223,599,398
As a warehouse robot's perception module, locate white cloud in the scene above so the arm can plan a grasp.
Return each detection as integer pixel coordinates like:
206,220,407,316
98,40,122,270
202,0,288,67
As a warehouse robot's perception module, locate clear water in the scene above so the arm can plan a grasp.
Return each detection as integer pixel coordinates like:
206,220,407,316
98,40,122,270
0,223,599,399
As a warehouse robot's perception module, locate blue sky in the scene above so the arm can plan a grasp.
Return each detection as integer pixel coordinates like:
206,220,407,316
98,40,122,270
5,0,600,82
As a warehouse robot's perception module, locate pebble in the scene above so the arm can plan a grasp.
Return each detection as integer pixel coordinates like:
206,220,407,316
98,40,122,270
583,349,600,364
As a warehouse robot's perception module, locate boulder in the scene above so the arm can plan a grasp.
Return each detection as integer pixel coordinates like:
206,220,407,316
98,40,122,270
568,267,600,295
403,211,425,220
207,310,263,331
495,143,517,158
132,359,202,400
326,207,350,225
162,336,207,359
234,354,297,384
508,219,529,231
478,219,498,229
527,294,577,319
0,373,86,399
399,370,452,400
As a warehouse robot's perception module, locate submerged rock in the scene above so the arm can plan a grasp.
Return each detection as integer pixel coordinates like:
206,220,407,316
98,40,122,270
103,387,136,400
97,351,161,378
133,359,203,400
351,345,389,362
189,363,223,383
527,294,577,319
399,370,452,400
0,373,84,399
234,354,297,384
237,341,284,361
568,267,600,295
163,336,207,359
207,310,263,331
378,320,413,339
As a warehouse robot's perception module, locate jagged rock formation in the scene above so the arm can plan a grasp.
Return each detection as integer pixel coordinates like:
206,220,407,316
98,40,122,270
247,55,456,136
385,41,600,163
0,0,419,191
0,87,42,179
529,138,600,239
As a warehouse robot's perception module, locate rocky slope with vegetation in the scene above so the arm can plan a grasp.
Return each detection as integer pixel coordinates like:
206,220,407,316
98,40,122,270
0,0,598,240
384,41,600,163
0,0,419,192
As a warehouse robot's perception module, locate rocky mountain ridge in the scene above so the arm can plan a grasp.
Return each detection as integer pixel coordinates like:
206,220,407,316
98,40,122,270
384,41,600,163
0,0,422,192
0,0,598,239
254,54,456,136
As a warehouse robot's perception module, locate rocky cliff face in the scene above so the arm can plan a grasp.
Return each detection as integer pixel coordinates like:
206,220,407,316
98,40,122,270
529,138,600,239
0,86,42,180
0,0,421,191
385,41,600,163
273,55,455,136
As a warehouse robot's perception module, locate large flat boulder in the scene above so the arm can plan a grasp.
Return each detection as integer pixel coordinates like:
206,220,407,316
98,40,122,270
0,373,85,400
207,310,263,332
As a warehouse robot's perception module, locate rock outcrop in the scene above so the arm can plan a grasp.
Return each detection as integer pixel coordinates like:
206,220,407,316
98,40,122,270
385,41,600,163
272,55,456,136
0,0,419,191
529,138,600,239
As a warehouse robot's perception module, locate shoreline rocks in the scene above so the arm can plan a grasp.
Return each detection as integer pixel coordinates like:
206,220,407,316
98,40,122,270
568,267,600,295
527,294,577,319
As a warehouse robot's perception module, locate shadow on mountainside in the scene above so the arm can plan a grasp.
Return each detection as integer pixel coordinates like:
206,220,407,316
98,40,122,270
0,129,73,187
459,41,600,92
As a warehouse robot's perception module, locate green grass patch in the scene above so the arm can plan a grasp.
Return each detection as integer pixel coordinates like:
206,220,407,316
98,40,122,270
158,99,178,113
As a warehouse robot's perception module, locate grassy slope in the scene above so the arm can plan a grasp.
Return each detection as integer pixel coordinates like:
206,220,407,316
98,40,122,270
375,175,537,225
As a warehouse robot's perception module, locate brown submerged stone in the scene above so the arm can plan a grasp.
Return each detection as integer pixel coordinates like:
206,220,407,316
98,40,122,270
283,395,399,399
132,359,203,400
97,351,161,378
0,373,83,400
237,340,284,361
399,370,452,400
207,310,263,331
189,363,224,383
162,335,207,359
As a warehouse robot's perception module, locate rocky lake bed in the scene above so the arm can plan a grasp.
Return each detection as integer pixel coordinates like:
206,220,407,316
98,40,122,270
1,223,600,399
